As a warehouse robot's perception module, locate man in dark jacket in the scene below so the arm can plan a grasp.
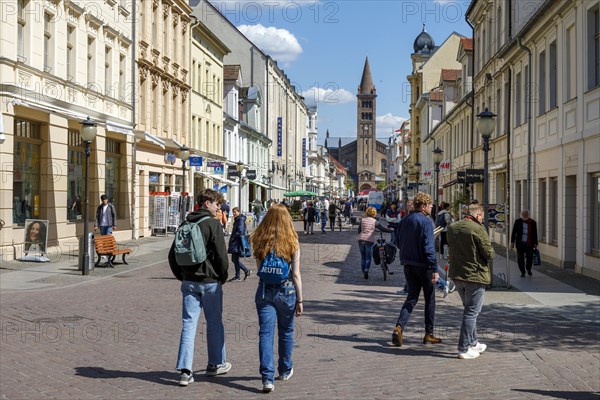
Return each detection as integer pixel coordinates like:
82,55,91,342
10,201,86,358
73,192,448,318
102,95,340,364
94,194,117,235
169,189,231,385
447,203,495,359
391,192,441,347
510,209,539,277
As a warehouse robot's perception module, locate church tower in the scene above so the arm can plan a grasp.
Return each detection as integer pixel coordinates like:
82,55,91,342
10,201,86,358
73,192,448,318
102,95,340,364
356,56,377,191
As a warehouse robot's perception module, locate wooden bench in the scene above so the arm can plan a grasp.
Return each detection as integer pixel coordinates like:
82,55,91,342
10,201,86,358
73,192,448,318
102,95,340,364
94,235,132,268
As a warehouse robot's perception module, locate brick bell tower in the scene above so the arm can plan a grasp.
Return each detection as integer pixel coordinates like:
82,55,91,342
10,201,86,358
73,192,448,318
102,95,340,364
356,56,377,191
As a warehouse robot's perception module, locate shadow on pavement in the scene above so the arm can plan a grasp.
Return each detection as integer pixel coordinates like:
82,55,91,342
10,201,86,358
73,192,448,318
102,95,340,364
511,388,600,399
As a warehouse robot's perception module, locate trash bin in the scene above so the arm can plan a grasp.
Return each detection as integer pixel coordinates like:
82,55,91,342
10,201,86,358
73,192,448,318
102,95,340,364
78,233,95,271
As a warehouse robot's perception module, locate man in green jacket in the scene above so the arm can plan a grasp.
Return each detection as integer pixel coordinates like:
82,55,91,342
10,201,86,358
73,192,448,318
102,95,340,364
447,203,495,360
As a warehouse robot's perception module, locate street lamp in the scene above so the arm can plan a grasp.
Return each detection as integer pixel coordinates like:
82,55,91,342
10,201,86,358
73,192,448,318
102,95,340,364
476,107,496,229
236,161,245,211
267,169,274,204
432,147,443,210
179,146,190,224
79,117,97,276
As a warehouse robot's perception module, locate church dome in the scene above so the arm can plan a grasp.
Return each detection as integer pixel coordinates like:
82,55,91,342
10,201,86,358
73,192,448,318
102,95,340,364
413,24,435,54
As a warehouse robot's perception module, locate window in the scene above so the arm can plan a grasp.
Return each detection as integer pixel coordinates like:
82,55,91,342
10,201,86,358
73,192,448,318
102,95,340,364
515,72,522,126
565,24,577,100
591,174,600,256
172,92,177,135
87,36,95,85
588,4,600,90
549,41,557,109
515,180,522,215
163,15,168,55
539,179,547,242
13,119,42,225
496,172,506,205
67,131,84,221
538,51,546,115
550,177,558,244
152,82,158,128
163,90,168,132
149,172,160,193
380,159,386,174
524,65,530,121
164,174,172,193
43,13,53,71
105,46,112,95
175,175,182,193
17,0,27,61
119,53,126,101
105,139,121,214
67,25,75,80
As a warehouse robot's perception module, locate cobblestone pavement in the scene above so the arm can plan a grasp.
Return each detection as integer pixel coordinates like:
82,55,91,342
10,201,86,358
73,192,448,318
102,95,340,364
1,222,599,399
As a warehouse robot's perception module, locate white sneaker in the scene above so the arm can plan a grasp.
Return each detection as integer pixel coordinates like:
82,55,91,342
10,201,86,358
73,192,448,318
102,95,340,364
458,347,480,359
262,382,275,393
443,285,449,298
278,368,293,381
472,342,487,353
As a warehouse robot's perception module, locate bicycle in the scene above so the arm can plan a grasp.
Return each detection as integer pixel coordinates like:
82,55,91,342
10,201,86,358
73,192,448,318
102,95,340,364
372,231,397,281
436,262,456,297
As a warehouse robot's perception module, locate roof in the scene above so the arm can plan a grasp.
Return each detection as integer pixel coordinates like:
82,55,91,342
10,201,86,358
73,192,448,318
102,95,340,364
441,69,461,81
358,57,375,95
430,90,444,102
223,65,241,81
460,38,473,51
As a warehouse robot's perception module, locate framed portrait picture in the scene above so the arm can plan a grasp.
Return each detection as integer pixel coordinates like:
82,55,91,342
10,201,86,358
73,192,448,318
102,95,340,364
23,219,49,256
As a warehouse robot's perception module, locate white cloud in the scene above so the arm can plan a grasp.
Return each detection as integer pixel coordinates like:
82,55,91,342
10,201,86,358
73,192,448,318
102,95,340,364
376,113,407,134
238,24,303,65
301,86,355,106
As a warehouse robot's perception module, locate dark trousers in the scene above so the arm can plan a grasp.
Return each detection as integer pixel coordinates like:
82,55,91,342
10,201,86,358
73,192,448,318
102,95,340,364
329,217,335,231
516,244,534,275
232,253,249,278
396,265,436,334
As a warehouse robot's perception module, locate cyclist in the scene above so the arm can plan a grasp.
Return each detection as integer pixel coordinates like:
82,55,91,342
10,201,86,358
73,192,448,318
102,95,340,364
358,206,393,280
385,201,402,244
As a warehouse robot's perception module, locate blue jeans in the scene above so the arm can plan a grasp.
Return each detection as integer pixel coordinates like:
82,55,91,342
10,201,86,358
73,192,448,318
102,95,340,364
454,280,485,352
396,265,436,334
100,226,113,235
255,282,296,384
358,240,373,272
176,281,226,371
232,253,249,278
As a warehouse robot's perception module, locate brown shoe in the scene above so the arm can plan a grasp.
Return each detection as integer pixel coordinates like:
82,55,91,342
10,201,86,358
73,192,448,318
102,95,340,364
423,333,442,344
392,325,403,346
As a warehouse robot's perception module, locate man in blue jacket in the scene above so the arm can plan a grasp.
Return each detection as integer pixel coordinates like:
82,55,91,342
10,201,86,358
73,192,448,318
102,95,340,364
392,192,441,346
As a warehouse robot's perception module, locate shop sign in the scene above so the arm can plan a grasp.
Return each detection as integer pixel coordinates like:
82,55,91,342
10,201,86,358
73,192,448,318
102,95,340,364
164,153,177,165
207,161,222,168
189,156,203,166
246,170,257,180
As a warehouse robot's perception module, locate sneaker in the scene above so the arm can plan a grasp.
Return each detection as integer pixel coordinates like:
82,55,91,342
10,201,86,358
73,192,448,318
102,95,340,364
228,277,241,282
244,269,252,281
262,382,275,393
458,347,481,359
443,284,449,298
179,371,194,386
472,342,487,353
423,333,442,344
278,368,293,381
527,270,533,276
206,362,232,376
392,325,403,346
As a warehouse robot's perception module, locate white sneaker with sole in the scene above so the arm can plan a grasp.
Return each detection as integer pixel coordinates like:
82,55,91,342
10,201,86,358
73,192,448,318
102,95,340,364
472,342,487,353
278,368,293,381
179,371,194,386
262,382,275,393
206,362,232,376
458,347,481,359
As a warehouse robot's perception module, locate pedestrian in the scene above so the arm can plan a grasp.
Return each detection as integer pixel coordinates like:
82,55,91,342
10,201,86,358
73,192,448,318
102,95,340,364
320,208,327,233
228,207,252,282
385,201,402,244
301,200,308,233
221,201,230,235
391,192,442,346
94,194,117,235
447,203,495,359
250,204,303,393
302,202,316,234
510,209,539,277
328,201,338,231
435,202,453,258
253,200,265,227
168,189,232,385
343,199,353,221
358,206,393,279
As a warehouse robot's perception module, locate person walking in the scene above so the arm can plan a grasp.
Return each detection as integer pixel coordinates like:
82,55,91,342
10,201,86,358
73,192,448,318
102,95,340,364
328,201,338,231
94,194,117,235
385,201,402,244
358,206,393,279
302,202,316,234
435,202,453,258
228,207,252,282
168,189,232,386
447,203,495,359
253,200,265,227
510,210,539,277
221,201,230,235
391,192,441,346
250,204,303,393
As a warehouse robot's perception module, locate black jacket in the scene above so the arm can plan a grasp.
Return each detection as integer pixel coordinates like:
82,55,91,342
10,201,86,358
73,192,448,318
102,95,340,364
228,214,247,254
510,218,538,249
168,209,229,283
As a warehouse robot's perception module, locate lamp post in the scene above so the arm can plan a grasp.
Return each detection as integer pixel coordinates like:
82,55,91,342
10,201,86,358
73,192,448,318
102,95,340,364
403,169,409,206
414,162,422,192
267,169,274,203
432,147,443,210
179,146,190,224
236,161,245,211
79,117,97,276
476,108,496,229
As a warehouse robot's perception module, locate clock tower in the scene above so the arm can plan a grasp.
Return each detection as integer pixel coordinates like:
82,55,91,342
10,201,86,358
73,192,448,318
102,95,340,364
356,56,377,191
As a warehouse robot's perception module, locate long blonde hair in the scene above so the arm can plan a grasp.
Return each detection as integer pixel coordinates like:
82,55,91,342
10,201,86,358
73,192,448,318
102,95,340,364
250,204,299,262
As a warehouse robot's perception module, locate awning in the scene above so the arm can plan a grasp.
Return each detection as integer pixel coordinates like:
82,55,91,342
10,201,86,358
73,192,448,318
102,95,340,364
195,171,238,186
106,122,134,136
12,98,87,120
442,179,458,188
250,179,270,189
135,131,165,148
0,111,4,132
270,183,288,191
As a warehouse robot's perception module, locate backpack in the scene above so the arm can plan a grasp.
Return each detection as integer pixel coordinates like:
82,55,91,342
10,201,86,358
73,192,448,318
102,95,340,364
173,216,212,266
435,211,448,228
257,250,290,284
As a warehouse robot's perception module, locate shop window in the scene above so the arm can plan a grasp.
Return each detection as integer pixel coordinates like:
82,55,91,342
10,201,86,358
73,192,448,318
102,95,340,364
165,174,172,193
105,139,121,213
13,119,42,225
591,174,600,256
67,130,84,221
149,172,160,193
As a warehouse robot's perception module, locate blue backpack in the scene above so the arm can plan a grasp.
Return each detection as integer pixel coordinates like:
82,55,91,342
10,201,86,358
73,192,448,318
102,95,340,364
257,250,290,284
174,216,211,266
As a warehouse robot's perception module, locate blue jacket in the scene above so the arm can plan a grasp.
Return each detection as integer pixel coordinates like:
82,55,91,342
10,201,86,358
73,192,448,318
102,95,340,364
396,211,437,271
228,214,247,254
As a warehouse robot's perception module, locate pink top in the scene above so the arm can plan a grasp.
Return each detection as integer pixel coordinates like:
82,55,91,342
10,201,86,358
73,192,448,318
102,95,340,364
358,217,377,243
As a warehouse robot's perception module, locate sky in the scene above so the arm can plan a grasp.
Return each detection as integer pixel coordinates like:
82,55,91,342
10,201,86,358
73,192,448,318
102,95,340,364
209,0,471,144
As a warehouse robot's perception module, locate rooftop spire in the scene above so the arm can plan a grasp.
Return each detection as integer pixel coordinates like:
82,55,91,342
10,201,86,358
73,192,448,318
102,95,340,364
358,56,375,95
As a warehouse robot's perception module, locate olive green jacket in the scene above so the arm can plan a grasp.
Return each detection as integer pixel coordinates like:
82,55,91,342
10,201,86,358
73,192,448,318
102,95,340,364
446,217,495,285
